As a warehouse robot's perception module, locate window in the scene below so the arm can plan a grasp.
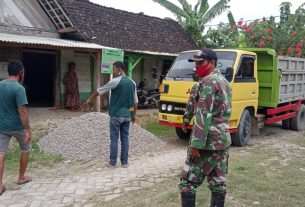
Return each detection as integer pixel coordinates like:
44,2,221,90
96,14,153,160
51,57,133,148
234,56,255,82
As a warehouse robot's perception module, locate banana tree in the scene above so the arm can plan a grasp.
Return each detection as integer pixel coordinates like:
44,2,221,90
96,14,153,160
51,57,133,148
152,0,230,47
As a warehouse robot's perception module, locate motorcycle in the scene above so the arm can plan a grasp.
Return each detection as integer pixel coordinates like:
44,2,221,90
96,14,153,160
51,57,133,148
137,87,160,108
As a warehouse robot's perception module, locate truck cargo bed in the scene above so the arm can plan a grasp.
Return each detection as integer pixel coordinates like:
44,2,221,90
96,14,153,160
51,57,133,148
278,56,305,103
242,48,305,108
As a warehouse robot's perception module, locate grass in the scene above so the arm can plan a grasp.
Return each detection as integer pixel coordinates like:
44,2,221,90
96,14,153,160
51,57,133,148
292,133,305,148
228,145,305,207
4,110,174,173
142,119,176,138
4,134,64,173
5,111,305,206
88,133,305,207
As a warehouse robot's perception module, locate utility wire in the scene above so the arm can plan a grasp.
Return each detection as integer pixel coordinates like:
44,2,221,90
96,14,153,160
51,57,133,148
205,15,282,27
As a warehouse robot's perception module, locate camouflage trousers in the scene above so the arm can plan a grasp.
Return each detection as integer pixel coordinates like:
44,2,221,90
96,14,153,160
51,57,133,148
179,148,229,194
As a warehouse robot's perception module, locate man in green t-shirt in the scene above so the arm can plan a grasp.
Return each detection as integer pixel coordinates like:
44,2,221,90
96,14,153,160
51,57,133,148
0,60,32,196
86,61,138,168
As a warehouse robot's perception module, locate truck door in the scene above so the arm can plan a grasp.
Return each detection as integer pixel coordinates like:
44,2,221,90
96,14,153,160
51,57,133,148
231,55,258,127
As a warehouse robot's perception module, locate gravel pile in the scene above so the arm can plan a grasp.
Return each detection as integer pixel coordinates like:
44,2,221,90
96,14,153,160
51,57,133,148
38,112,166,160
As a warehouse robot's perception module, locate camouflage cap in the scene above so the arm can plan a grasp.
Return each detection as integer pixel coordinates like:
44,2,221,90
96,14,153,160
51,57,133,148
188,48,218,62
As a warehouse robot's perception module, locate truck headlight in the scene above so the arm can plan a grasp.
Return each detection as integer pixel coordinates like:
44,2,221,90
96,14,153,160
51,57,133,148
161,104,167,111
167,105,173,112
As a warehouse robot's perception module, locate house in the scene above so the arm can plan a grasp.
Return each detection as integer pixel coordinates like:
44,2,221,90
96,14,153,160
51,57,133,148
0,0,120,110
50,0,197,89
0,0,197,110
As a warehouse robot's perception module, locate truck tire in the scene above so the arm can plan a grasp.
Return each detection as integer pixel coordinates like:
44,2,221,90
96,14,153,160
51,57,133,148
282,119,291,130
175,127,191,140
232,109,252,147
290,104,305,131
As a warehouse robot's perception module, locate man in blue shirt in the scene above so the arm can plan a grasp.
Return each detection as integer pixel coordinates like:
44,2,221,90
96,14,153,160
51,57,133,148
86,61,138,168
0,60,32,195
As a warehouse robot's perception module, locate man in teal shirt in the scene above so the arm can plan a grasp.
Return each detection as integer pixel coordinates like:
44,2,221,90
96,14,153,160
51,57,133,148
86,61,138,168
0,60,32,196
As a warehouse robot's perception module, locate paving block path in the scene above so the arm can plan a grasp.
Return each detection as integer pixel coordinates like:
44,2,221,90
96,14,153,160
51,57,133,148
0,149,186,207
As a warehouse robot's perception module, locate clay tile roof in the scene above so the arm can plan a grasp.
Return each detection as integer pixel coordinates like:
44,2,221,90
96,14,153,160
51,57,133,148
57,0,197,54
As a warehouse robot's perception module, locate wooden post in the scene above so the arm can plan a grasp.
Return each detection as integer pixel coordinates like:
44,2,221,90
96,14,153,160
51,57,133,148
94,52,101,112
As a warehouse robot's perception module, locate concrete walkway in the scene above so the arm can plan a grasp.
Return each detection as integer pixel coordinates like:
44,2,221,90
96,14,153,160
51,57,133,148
0,148,186,207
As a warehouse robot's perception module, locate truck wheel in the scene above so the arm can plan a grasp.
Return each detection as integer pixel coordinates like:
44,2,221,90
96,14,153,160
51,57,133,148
175,127,191,140
282,119,291,130
291,104,305,131
232,109,252,147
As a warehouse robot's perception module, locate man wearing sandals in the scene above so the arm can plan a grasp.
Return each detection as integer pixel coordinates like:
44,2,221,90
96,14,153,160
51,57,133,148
0,60,32,196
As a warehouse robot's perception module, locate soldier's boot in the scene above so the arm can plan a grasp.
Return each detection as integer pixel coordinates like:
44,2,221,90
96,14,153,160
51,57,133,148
210,192,225,207
181,191,196,207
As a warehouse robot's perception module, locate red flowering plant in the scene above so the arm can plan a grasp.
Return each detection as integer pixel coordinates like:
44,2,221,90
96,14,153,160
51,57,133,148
240,18,276,49
202,2,304,57
238,2,305,57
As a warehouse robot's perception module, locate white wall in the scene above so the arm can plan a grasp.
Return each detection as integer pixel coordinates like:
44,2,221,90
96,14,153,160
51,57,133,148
60,50,91,96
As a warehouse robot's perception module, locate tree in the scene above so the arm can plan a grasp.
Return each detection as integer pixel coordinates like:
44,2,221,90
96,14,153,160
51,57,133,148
204,22,238,48
152,0,230,47
239,2,305,57
203,12,239,48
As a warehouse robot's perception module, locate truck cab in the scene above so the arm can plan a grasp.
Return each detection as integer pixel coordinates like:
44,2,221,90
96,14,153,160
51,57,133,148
159,48,305,146
158,49,259,146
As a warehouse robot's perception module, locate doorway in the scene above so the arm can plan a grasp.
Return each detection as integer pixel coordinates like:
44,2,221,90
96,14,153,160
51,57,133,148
23,51,56,106
160,59,173,83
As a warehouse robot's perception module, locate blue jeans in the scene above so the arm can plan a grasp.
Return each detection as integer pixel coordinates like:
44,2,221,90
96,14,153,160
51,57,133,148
109,117,131,166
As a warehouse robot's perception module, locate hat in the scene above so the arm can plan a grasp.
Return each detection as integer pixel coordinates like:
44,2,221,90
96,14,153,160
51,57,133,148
188,48,218,62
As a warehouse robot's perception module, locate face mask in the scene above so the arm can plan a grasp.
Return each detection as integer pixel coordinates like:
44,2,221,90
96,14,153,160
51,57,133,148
195,63,213,78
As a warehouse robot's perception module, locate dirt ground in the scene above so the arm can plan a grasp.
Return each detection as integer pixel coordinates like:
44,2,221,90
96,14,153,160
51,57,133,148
28,107,305,154
26,107,305,177
24,108,163,178
28,107,158,134
5,107,304,206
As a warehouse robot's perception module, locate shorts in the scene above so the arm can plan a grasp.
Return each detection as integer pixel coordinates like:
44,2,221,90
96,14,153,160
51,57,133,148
0,130,31,154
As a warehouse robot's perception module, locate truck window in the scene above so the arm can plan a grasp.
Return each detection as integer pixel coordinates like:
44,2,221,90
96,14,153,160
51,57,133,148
166,52,196,80
235,56,255,82
165,51,237,81
215,51,237,80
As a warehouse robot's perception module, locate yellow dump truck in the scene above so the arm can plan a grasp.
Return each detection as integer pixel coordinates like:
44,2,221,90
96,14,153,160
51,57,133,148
158,48,305,146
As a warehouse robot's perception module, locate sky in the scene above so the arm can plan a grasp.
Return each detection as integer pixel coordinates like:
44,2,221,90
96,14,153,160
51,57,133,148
90,0,304,28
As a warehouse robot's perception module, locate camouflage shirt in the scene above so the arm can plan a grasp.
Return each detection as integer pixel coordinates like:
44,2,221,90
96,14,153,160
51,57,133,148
183,83,199,125
187,69,232,150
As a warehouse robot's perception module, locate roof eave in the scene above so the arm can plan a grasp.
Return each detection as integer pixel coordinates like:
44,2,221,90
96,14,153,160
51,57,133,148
125,49,178,57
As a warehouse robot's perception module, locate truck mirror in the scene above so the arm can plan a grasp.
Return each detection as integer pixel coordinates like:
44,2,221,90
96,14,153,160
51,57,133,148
225,67,234,82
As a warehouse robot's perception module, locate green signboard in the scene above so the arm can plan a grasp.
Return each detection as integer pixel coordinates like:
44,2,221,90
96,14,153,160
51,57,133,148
101,48,124,74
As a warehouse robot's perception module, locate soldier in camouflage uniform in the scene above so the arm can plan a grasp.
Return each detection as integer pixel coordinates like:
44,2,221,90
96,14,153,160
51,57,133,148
179,48,232,207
